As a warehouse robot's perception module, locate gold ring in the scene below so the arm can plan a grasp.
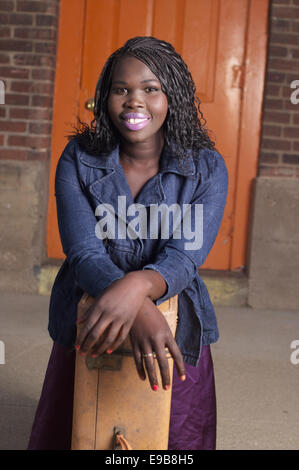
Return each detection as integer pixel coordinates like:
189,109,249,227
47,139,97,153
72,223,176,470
142,352,154,358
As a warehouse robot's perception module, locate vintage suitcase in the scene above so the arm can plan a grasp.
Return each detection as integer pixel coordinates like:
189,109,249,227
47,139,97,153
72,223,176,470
71,292,178,450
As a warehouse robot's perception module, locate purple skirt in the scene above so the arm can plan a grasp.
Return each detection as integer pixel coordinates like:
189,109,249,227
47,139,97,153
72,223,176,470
27,342,216,450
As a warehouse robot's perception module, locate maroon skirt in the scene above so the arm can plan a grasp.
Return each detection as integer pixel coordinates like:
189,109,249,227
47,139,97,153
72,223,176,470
27,342,216,450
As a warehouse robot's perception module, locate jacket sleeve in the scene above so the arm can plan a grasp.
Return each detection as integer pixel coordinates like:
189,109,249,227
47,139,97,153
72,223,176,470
142,150,229,306
54,140,125,297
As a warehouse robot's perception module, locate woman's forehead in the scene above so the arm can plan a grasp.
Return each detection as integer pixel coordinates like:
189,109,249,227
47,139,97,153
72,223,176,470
111,56,160,83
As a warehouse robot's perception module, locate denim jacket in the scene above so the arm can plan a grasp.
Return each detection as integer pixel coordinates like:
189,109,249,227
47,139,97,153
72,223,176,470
48,137,228,367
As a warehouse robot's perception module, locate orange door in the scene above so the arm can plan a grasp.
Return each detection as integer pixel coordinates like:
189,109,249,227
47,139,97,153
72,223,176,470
47,0,269,270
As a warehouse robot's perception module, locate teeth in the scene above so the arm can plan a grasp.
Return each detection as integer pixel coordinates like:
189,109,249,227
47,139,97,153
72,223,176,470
127,118,148,124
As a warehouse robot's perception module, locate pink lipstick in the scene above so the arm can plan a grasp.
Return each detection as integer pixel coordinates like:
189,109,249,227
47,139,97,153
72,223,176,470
121,113,151,131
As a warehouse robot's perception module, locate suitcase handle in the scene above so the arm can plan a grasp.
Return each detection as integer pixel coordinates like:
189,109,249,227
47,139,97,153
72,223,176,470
113,427,133,450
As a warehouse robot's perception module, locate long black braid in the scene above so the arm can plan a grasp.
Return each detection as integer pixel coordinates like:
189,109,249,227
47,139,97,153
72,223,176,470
67,36,216,161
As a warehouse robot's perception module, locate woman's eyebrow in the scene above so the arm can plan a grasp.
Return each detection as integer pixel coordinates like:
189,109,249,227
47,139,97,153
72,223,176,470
111,79,160,85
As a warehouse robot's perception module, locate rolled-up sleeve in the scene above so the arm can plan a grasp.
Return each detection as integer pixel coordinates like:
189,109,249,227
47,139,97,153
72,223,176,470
142,150,229,306
55,141,125,297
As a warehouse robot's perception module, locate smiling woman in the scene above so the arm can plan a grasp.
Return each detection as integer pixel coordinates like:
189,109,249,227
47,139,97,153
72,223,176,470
28,36,227,451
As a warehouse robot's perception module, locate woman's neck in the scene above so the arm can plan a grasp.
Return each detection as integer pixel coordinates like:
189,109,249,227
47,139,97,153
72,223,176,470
119,134,164,170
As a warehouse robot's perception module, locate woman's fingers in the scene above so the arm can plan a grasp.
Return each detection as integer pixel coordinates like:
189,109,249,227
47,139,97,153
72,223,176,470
77,315,111,353
143,351,159,391
131,340,146,381
155,346,171,390
167,337,186,381
91,323,127,357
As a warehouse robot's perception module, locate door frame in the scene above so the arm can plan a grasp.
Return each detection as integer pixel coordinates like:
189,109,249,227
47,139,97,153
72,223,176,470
47,0,270,270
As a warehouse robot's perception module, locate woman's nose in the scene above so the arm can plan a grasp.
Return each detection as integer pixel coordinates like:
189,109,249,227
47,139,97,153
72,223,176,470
124,91,145,109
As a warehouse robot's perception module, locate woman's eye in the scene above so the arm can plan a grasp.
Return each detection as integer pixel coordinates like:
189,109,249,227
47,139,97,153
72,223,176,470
145,87,159,93
113,88,128,95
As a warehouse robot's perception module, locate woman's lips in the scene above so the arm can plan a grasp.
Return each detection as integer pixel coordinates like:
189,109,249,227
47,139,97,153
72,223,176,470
121,113,151,131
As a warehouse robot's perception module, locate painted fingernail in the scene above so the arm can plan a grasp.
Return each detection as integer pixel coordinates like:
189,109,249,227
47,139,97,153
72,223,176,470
164,384,170,390
91,354,97,358
106,349,113,355
180,374,186,381
153,385,159,391
80,351,87,356
75,345,80,351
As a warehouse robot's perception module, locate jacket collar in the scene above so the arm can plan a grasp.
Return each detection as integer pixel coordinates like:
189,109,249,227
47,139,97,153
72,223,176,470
79,144,195,176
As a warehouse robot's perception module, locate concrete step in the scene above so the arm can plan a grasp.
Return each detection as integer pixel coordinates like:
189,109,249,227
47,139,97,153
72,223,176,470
37,264,249,307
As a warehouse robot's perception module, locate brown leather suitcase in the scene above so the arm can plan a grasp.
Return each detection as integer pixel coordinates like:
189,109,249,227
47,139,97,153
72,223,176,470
71,292,178,450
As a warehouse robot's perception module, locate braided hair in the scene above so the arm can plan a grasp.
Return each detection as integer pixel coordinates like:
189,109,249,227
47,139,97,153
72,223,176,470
67,36,216,160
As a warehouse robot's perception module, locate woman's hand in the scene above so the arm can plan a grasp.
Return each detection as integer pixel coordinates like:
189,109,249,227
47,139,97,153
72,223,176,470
75,272,150,356
129,297,186,391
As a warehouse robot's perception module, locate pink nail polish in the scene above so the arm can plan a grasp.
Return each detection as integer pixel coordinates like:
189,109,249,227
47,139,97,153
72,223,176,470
107,349,113,355
180,374,186,381
153,385,158,391
75,345,80,351
164,384,170,390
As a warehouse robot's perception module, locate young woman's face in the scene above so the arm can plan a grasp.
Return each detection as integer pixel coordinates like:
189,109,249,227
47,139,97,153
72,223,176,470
107,56,168,146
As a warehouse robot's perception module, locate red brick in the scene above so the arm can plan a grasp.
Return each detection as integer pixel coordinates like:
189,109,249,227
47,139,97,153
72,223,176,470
13,53,56,67
31,94,53,107
291,48,299,59
292,114,299,124
272,0,292,4
7,134,51,149
0,65,29,79
261,138,291,150
272,6,299,18
0,148,27,160
31,68,55,81
283,126,299,138
0,121,27,132
269,45,288,57
293,141,299,150
10,80,33,93
263,110,290,124
16,0,55,13
5,93,29,106
0,39,32,52
263,98,284,110
7,13,33,25
14,27,57,40
0,107,6,117
9,107,52,120
291,21,299,33
29,122,52,134
270,32,299,45
0,0,14,11
34,42,56,54
271,18,291,32
265,83,281,97
0,134,4,145
0,53,10,63
259,152,280,164
266,71,287,83
0,27,10,38
262,124,282,137
268,58,299,72
30,81,53,94
282,153,299,163
36,14,57,27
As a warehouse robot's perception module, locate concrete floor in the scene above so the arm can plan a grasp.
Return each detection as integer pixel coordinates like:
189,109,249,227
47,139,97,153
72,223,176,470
0,292,298,450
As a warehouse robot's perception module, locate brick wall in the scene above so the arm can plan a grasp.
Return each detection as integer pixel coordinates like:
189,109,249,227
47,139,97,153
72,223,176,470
259,0,299,178
0,0,59,162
